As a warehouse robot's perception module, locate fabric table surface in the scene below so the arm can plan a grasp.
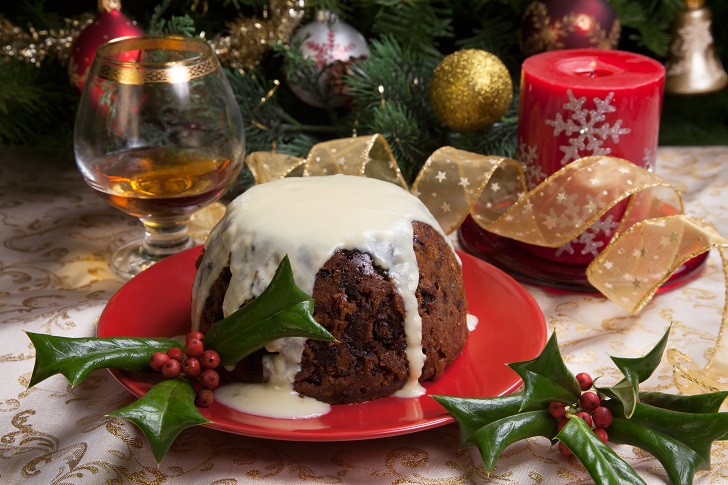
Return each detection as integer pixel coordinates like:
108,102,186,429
1,145,727,484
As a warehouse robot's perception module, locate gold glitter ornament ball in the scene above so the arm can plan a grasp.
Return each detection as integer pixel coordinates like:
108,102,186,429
429,49,513,132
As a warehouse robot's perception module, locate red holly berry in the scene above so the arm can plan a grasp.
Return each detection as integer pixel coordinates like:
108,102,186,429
190,376,204,392
161,359,181,378
182,357,202,377
593,427,609,444
579,391,600,412
185,338,204,358
593,406,613,429
195,389,215,407
187,331,205,342
549,401,567,419
558,442,573,456
557,417,570,432
575,411,593,428
200,350,220,369
576,372,593,391
149,351,169,371
166,347,184,362
200,369,219,390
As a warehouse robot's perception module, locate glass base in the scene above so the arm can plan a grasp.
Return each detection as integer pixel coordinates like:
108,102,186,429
457,216,708,294
110,235,202,280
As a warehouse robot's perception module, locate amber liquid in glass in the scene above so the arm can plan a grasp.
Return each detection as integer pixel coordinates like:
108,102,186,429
86,146,235,221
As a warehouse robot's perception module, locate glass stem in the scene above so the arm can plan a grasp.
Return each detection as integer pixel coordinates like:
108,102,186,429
140,217,192,258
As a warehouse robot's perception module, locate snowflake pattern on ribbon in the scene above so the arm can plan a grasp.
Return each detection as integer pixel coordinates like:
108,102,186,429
546,89,631,166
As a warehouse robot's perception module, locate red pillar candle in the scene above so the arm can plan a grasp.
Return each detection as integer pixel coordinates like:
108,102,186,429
516,49,665,264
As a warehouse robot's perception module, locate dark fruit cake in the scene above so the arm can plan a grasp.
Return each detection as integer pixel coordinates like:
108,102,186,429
191,175,468,409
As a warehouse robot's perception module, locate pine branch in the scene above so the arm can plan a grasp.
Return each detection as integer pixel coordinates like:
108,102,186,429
609,0,683,57
346,36,443,181
0,60,76,153
447,95,520,159
225,68,326,156
368,1,454,57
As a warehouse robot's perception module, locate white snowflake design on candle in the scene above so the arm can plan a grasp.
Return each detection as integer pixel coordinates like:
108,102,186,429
545,89,631,166
517,140,546,189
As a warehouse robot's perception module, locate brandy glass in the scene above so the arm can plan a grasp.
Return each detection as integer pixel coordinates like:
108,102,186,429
74,36,244,279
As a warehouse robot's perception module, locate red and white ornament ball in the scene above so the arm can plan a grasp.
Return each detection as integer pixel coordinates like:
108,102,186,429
519,0,620,57
69,1,143,91
287,12,369,109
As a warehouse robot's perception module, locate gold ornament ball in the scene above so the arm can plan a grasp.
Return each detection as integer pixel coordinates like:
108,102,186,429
429,49,513,132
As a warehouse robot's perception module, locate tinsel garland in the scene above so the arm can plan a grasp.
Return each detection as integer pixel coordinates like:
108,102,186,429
210,0,305,70
0,14,93,66
0,0,304,70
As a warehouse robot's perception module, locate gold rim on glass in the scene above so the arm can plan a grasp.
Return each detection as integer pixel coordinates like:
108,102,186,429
93,36,220,85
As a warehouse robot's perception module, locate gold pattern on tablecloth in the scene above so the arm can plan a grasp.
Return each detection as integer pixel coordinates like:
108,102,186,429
244,135,728,398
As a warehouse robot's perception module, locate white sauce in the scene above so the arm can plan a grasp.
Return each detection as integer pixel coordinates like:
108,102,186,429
191,175,457,418
215,383,330,419
467,314,479,331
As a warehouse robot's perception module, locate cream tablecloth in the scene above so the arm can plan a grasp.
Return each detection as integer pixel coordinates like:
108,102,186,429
1,146,727,484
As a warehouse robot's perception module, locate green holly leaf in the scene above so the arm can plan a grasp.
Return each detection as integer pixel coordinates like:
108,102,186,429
26,332,182,387
508,332,581,411
597,327,671,418
639,390,728,414
432,394,525,447
604,399,728,482
203,255,336,367
465,409,556,472
109,379,209,464
556,417,646,485
436,326,728,484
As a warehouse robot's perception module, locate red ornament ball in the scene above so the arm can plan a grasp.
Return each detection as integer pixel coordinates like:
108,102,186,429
519,0,620,56
69,8,143,91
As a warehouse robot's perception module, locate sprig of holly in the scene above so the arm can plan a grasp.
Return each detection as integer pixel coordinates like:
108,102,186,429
434,327,728,485
25,256,335,463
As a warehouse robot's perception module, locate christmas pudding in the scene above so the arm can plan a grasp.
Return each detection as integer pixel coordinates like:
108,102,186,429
191,175,468,407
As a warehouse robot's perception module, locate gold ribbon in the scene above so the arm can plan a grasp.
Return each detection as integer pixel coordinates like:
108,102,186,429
245,134,728,395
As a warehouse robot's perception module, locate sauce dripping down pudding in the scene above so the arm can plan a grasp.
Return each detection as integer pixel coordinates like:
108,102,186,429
191,175,468,418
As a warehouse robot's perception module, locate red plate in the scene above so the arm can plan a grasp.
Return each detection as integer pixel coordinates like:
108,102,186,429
98,246,546,441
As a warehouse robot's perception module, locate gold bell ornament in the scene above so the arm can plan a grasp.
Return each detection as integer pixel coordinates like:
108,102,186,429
664,0,728,94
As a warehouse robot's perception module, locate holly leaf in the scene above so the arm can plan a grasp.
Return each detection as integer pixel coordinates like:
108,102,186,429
432,393,525,447
508,332,581,411
597,327,671,418
556,417,646,485
109,379,209,464
465,409,556,472
604,399,728,482
639,390,728,414
437,327,728,484
26,332,182,387
203,255,336,366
